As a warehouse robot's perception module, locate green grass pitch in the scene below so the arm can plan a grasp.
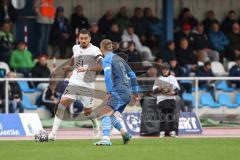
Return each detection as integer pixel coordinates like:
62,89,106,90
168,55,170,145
0,138,240,160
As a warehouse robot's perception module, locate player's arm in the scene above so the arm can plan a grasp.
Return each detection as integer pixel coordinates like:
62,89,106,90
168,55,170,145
86,55,103,71
125,64,140,103
76,54,103,72
102,60,113,93
63,56,74,72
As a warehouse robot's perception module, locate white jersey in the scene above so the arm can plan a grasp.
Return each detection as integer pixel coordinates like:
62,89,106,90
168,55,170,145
69,44,101,88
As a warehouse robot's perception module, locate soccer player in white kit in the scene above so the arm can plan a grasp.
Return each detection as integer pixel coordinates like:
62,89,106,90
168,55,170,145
49,29,103,140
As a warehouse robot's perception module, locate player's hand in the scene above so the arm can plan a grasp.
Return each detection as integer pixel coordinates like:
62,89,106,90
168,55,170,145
62,65,71,72
77,66,87,72
132,94,140,105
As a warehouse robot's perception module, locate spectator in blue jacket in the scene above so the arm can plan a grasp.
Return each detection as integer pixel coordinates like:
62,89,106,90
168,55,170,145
208,21,229,62
196,61,216,100
229,55,240,88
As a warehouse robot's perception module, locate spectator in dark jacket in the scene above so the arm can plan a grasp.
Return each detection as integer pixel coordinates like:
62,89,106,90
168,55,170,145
165,41,177,62
125,41,142,63
70,5,90,31
192,23,219,62
174,23,194,48
0,0,16,25
130,7,146,42
202,10,219,33
89,23,104,47
196,61,216,100
50,7,71,58
208,21,229,61
37,84,57,117
0,21,15,63
142,7,162,49
7,72,24,113
115,7,130,34
177,8,198,29
31,55,51,90
98,10,115,35
221,10,238,34
229,56,240,88
226,22,240,61
176,38,198,76
105,23,122,43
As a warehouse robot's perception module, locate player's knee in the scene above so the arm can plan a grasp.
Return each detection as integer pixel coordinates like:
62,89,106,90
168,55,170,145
84,108,92,116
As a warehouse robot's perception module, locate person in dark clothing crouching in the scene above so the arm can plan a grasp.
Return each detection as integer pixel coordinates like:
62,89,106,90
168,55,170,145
153,63,180,137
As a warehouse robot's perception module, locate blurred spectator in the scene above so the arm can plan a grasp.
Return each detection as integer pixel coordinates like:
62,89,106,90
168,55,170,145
174,23,194,48
0,21,14,63
0,0,16,26
125,41,142,62
50,6,71,58
192,23,219,62
34,0,55,55
122,25,154,61
130,7,147,42
98,10,115,35
31,55,50,90
208,21,229,61
202,10,219,33
169,58,184,77
115,7,130,34
71,5,89,31
89,23,104,47
196,61,216,100
9,41,35,77
139,66,158,97
221,10,238,34
7,72,24,113
177,8,198,29
105,23,121,43
226,22,240,61
176,38,197,76
165,41,176,62
37,83,57,117
142,7,162,50
169,58,192,93
229,55,240,88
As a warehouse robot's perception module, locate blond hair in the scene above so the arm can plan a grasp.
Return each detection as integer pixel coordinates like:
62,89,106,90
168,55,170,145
100,39,113,51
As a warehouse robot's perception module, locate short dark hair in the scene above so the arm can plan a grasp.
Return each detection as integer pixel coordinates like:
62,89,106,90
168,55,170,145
79,29,91,37
204,61,211,66
236,55,240,61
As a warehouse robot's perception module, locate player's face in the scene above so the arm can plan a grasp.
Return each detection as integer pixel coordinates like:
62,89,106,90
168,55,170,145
79,33,91,48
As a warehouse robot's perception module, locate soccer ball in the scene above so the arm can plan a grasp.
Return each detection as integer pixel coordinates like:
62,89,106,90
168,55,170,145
34,130,49,142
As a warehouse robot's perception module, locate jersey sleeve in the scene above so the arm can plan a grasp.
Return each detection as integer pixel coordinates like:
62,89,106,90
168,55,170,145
102,59,113,93
94,47,103,62
125,63,139,94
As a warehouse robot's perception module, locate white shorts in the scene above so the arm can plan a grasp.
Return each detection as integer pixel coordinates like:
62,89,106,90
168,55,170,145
62,84,94,108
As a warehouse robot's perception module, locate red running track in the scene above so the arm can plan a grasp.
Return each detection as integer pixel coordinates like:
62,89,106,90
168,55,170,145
0,128,239,140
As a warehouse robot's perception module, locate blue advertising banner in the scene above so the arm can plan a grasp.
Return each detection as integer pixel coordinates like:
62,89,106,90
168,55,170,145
123,112,202,135
0,114,26,136
178,112,203,134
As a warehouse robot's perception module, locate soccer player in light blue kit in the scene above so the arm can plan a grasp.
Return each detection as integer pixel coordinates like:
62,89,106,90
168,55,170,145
94,39,140,146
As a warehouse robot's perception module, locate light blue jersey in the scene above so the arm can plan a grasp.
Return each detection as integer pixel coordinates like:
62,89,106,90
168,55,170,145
102,52,139,112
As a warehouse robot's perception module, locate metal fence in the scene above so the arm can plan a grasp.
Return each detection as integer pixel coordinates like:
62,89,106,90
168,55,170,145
1,77,240,115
